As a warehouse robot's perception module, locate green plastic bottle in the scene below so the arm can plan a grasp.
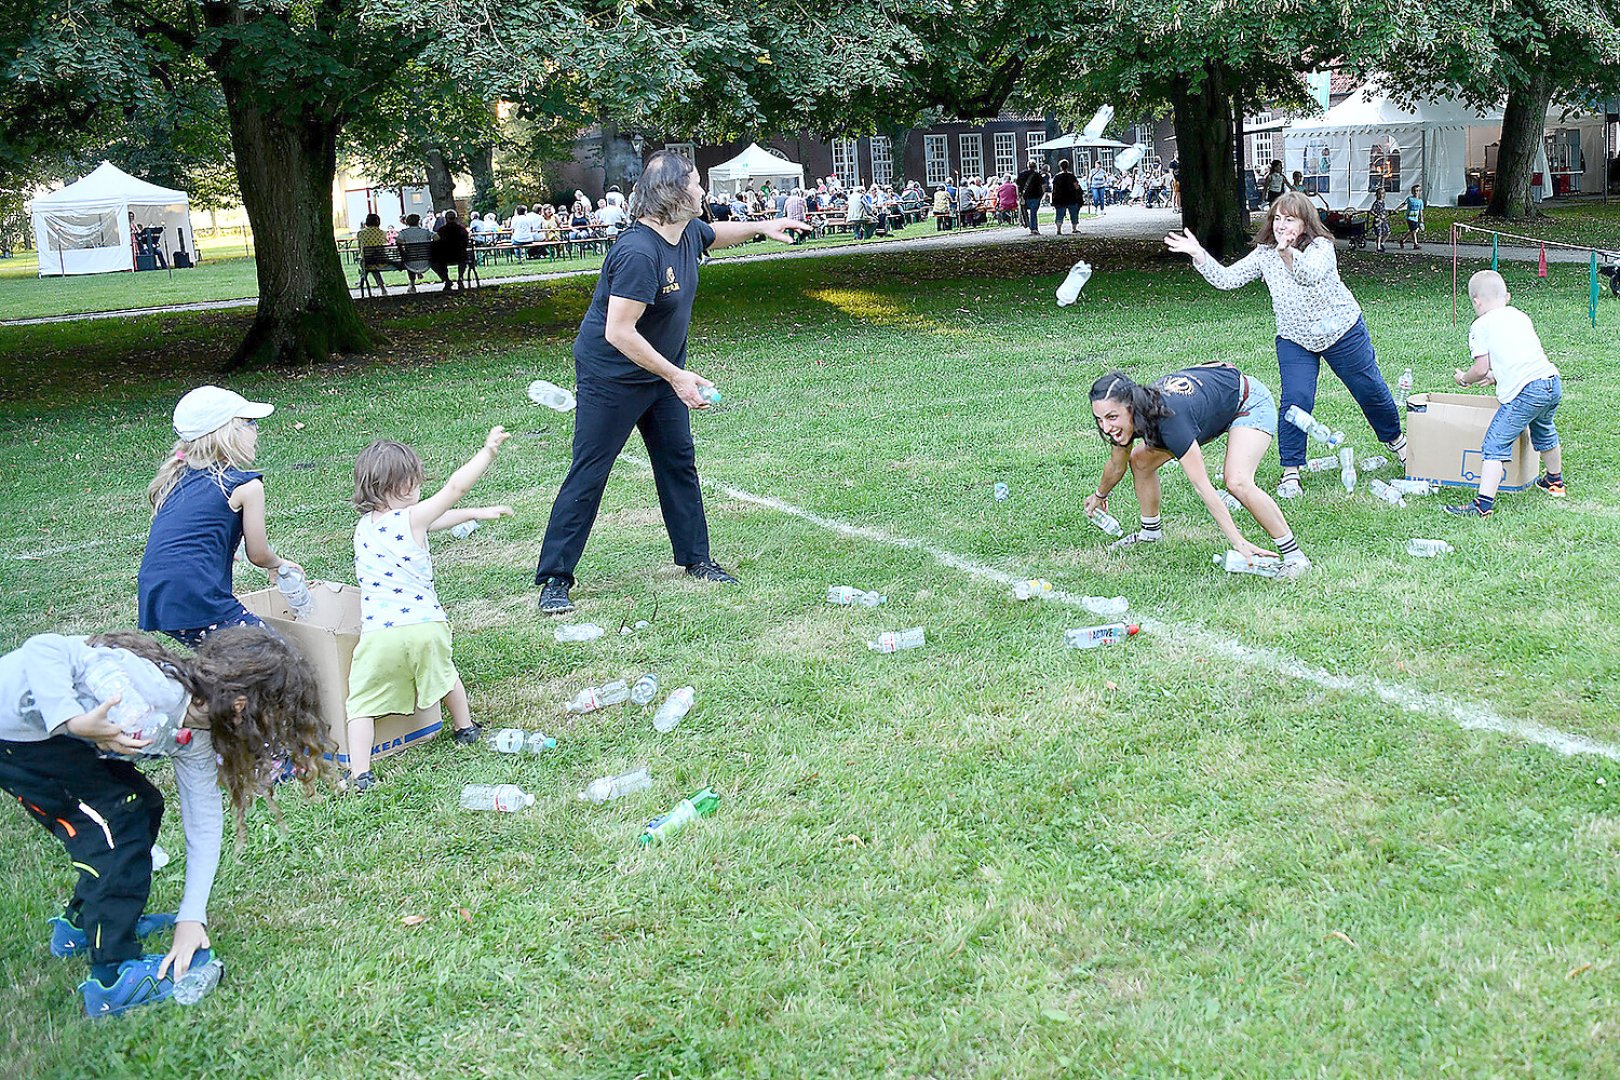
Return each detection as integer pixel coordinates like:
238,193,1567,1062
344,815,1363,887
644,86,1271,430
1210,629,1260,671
639,788,720,845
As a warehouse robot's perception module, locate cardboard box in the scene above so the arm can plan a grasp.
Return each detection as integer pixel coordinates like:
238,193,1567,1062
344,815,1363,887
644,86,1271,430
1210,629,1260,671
240,583,442,766
1404,392,1539,492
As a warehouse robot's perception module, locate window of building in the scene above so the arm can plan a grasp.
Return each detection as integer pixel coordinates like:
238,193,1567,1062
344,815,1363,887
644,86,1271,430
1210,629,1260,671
1135,126,1154,158
1026,130,1047,160
958,134,984,181
832,138,859,186
1096,148,1115,170
870,136,893,186
1303,142,1333,195
663,142,696,164
993,132,1017,177
1252,132,1274,169
925,134,950,186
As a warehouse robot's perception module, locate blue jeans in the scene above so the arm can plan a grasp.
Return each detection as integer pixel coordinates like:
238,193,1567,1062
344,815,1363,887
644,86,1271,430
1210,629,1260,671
1053,204,1080,227
1023,198,1042,231
1482,376,1561,461
1274,317,1402,468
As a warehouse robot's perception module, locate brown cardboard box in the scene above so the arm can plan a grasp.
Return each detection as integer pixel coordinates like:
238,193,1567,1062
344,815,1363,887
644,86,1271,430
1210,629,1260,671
1404,392,1539,492
239,583,442,767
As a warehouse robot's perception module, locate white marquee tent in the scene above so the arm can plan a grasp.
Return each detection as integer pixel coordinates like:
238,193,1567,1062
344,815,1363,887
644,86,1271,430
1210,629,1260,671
706,143,805,196
30,162,196,276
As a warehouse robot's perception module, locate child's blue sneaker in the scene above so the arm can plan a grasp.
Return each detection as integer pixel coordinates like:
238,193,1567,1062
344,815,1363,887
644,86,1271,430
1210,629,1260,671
50,912,178,958
79,953,195,1017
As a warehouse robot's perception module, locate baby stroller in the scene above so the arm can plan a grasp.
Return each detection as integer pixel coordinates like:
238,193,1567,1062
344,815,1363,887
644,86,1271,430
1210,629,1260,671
1311,193,1367,249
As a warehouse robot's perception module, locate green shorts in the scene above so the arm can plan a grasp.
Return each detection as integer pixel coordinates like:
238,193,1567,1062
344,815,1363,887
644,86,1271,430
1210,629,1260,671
344,622,458,719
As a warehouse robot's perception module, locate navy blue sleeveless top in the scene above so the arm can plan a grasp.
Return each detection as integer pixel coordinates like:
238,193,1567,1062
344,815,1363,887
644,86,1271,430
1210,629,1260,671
137,467,262,631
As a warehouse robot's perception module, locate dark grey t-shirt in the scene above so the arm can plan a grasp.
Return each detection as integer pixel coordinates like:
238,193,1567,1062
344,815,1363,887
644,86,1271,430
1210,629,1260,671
1148,364,1244,457
573,219,716,383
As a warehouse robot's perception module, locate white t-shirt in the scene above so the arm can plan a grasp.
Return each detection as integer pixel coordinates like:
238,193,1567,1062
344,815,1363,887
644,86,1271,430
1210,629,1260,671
597,204,627,228
1468,306,1558,404
355,510,446,631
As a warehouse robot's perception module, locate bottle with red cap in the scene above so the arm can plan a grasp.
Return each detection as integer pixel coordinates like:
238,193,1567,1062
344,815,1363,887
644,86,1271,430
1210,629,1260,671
1063,623,1140,650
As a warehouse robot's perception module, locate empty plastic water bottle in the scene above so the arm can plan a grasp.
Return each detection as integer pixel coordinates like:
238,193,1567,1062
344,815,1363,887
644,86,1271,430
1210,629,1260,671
579,767,652,803
491,728,525,753
1010,578,1054,601
1305,455,1340,473
868,628,925,653
1406,538,1453,557
525,731,557,752
82,655,187,751
276,564,313,621
1213,469,1223,485
1056,260,1093,306
567,680,630,714
1358,455,1390,472
1081,595,1129,617
1214,550,1282,577
173,958,225,1005
1367,478,1408,508
640,788,720,845
554,623,605,643
827,585,885,607
652,686,695,733
450,519,480,540
459,784,533,812
698,386,722,405
527,380,577,412
1218,490,1243,512
1088,508,1124,537
1063,623,1140,649
1283,405,1345,449
1339,448,1358,493
1388,478,1436,496
993,482,1009,501
1395,367,1413,411
630,673,659,706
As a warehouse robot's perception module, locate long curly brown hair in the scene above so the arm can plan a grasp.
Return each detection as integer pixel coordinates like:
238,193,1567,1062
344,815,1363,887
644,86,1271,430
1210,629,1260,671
88,628,335,837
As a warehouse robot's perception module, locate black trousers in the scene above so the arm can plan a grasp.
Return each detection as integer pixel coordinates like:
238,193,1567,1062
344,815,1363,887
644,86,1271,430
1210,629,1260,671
535,375,710,585
0,737,164,966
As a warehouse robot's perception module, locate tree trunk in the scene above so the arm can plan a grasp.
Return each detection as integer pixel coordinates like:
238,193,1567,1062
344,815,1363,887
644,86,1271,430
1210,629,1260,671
1487,73,1554,220
469,145,496,215
1171,65,1250,260
424,148,457,212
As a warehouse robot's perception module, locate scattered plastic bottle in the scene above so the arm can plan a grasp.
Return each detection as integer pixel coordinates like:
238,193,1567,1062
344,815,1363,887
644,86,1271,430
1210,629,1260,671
525,731,557,753
450,520,480,540
640,788,720,845
527,380,577,412
1367,478,1408,508
1305,455,1340,473
491,727,555,753
554,623,605,643
827,585,885,607
1088,508,1124,537
1081,595,1130,617
172,958,225,1006
1395,367,1414,411
868,628,926,653
1056,260,1093,306
1339,448,1358,493
1010,578,1054,601
1063,623,1140,649
459,784,534,812
1406,538,1453,558
1388,478,1436,496
1218,490,1244,512
151,844,170,873
1213,469,1223,485
567,680,630,714
82,655,188,751
276,564,314,621
1358,456,1389,472
579,767,652,803
698,386,722,405
630,673,660,706
1283,405,1346,449
1214,550,1283,578
993,482,1009,502
652,686,696,733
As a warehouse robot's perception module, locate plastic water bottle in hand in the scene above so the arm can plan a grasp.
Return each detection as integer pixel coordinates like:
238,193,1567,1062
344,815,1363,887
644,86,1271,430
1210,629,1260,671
567,680,630,714
82,655,188,752
276,565,313,621
1214,550,1283,577
555,623,605,643
697,386,721,405
1396,367,1413,410
1056,260,1093,306
1088,508,1124,537
640,788,720,845
1063,623,1140,649
630,673,660,706
579,767,652,804
652,686,695,733
1367,478,1408,507
450,519,480,540
1081,595,1129,617
1339,448,1358,493
1406,538,1453,557
527,380,577,412
868,628,926,653
173,958,225,1006
1283,405,1345,449
1010,578,1054,601
459,784,534,812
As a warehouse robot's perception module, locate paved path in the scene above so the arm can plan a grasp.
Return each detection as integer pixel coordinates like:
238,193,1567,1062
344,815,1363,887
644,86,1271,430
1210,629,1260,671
3,207,1608,328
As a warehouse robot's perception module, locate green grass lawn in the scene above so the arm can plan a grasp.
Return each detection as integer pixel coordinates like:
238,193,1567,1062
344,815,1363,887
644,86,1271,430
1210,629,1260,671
2,240,1617,1077
1424,198,1620,252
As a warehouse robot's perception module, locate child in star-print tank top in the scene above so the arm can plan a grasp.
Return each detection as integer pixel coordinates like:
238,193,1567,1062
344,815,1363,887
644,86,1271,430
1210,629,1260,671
342,428,513,790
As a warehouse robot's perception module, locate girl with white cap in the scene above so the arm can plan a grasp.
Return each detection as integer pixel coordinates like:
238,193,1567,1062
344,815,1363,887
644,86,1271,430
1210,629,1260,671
137,385,304,646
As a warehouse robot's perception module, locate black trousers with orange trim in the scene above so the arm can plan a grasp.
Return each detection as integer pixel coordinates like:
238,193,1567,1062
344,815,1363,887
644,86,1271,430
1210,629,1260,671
0,736,164,966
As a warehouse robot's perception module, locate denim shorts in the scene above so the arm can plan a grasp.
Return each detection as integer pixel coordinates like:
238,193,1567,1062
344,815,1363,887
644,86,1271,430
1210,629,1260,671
1231,376,1279,436
1482,375,1561,462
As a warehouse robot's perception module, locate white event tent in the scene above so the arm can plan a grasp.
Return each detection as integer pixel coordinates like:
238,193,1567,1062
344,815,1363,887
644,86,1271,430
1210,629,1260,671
30,162,196,276
706,143,805,196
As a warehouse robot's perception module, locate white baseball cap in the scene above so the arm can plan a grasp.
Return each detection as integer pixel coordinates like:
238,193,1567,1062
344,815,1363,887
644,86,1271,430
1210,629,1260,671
173,385,274,440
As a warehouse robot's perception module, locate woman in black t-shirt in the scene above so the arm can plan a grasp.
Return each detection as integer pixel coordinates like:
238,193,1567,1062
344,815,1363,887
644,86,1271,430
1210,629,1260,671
1082,363,1312,576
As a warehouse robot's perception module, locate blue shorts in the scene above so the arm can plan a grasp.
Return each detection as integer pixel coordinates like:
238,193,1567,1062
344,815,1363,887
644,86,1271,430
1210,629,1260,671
1231,376,1279,436
1054,203,1080,225
166,605,270,649
1482,376,1561,462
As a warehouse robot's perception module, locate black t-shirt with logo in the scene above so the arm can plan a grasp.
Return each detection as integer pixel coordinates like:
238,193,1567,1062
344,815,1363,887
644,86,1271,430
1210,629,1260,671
573,219,716,383
1147,364,1244,457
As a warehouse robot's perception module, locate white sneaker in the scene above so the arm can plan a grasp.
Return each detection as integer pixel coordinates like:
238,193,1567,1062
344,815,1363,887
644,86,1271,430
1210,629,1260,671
1276,478,1303,499
1108,531,1162,552
1275,556,1313,579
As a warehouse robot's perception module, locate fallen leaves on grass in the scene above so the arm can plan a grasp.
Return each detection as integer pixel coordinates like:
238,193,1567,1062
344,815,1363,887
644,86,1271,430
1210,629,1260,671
1568,963,1593,978
1326,930,1358,947
401,914,428,927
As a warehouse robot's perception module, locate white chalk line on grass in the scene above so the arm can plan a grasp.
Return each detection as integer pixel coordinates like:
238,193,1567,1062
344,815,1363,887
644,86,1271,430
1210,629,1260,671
624,457,1620,763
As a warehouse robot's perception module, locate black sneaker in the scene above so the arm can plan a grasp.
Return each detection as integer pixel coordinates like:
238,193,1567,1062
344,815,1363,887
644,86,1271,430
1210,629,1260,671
538,578,575,615
685,558,739,584
349,770,376,792
1441,500,1492,518
452,722,482,746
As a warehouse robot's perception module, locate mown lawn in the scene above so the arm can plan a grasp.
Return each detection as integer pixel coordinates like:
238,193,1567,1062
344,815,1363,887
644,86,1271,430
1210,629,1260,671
1,239,1616,1078
1425,198,1620,252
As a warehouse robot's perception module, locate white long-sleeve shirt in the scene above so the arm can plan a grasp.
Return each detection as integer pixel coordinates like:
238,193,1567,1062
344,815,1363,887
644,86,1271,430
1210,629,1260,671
1195,237,1362,353
0,635,223,925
